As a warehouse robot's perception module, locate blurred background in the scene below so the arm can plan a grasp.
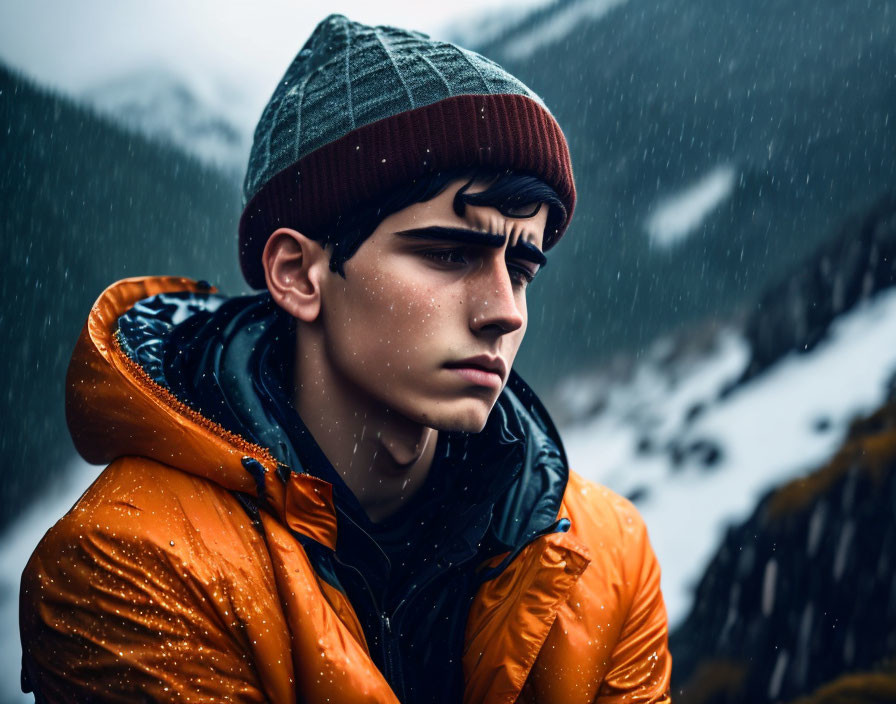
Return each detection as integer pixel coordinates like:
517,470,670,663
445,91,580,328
2,0,895,701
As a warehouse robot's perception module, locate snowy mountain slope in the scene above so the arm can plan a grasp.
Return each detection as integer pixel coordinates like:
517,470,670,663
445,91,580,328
491,0,631,61
671,396,896,702
562,285,896,627
80,67,251,171
473,0,896,389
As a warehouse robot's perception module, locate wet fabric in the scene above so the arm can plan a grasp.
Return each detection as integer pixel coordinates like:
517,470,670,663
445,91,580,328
117,288,567,702
20,276,673,703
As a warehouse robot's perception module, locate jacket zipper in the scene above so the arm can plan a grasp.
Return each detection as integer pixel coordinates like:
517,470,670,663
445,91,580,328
380,612,405,701
331,552,407,701
331,540,455,702
369,558,462,701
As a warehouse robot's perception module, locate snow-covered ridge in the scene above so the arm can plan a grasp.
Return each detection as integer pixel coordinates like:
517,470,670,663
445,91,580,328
80,67,252,171
646,165,738,248
491,0,631,61
439,0,552,49
560,285,896,627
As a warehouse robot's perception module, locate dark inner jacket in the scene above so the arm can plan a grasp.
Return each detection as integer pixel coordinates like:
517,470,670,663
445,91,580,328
115,288,570,703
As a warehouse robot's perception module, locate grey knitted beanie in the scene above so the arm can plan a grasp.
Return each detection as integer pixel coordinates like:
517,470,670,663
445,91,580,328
239,13,576,289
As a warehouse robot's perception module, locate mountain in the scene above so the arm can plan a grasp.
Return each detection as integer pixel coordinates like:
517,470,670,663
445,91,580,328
735,194,896,385
670,393,896,703
0,63,245,534
466,0,896,389
557,193,896,700
80,67,251,173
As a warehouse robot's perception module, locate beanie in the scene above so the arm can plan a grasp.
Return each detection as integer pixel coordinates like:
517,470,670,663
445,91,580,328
239,13,576,290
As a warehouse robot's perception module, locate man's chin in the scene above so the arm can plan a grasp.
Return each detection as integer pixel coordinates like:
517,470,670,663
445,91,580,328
416,399,496,434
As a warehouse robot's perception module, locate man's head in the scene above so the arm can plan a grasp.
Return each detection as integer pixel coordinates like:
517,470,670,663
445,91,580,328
263,169,555,432
244,14,576,433
239,13,576,289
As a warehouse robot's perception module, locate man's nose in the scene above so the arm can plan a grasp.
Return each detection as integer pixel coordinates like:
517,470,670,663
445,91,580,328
469,259,525,335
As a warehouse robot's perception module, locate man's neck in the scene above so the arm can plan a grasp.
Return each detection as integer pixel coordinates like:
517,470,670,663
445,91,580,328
291,327,438,523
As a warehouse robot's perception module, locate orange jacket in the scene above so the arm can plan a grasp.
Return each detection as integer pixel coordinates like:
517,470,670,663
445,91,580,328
20,276,671,703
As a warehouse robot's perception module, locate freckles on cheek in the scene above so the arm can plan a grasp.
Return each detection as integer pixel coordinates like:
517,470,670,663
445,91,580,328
410,285,448,339
345,274,444,356
375,276,443,326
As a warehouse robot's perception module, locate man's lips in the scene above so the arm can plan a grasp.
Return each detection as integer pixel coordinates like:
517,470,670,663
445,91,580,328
444,355,507,388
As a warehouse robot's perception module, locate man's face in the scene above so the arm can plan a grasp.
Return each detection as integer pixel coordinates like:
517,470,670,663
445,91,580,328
316,177,549,432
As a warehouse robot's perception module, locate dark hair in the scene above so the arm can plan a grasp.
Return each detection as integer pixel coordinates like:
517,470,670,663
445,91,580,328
316,167,566,277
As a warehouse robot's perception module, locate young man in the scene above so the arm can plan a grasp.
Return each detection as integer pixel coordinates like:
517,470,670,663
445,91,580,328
20,14,671,703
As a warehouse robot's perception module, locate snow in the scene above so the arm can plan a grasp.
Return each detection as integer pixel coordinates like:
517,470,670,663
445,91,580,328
561,285,896,627
497,0,632,61
442,0,554,49
762,559,777,616
645,165,738,248
769,649,790,699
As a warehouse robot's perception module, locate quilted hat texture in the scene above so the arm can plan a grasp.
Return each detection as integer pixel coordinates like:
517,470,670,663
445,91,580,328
239,14,576,289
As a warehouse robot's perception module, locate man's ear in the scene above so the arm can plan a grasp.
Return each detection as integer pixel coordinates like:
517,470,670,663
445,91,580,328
262,228,325,323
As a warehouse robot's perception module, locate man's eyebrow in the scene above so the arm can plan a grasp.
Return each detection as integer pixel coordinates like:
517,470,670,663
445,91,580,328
507,240,548,267
394,226,547,266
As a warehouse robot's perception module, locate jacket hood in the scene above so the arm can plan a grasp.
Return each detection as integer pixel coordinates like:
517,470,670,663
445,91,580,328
67,276,569,550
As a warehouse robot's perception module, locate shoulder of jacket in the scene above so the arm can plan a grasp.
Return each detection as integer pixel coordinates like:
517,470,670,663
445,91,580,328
545,472,671,703
28,455,266,582
562,469,648,540
20,454,295,703
559,469,658,595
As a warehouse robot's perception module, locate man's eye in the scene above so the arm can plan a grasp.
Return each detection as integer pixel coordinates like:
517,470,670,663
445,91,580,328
508,265,535,288
421,249,535,289
422,248,467,265
501,201,542,219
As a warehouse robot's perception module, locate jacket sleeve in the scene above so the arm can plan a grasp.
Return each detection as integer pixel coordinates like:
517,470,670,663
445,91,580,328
19,486,274,703
595,504,672,703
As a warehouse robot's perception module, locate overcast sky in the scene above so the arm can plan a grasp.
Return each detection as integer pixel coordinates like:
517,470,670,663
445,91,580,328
0,0,546,129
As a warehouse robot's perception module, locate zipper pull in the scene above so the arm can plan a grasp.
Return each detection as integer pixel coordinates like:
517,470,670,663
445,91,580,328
383,613,392,635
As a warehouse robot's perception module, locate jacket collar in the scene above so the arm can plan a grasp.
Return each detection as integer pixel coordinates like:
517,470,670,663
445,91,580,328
67,277,277,495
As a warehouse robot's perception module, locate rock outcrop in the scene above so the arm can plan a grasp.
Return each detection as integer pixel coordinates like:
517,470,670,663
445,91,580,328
737,195,896,386
671,394,896,703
